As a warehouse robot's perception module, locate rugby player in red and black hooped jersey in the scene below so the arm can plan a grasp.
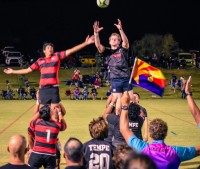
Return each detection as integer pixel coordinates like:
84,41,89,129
4,35,95,108
28,105,67,169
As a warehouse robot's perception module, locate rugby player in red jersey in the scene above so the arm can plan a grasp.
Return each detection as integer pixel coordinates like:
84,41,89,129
4,35,94,109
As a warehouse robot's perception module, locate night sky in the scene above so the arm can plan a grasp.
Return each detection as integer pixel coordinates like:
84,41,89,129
0,0,200,57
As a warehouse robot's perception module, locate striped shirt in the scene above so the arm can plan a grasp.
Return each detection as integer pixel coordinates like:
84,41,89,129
28,118,66,155
30,51,66,87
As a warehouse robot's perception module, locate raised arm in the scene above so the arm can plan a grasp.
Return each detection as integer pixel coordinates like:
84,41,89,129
65,35,95,57
103,94,115,119
120,92,134,143
114,19,129,49
55,106,67,129
185,76,200,127
93,21,105,53
143,116,149,142
59,103,66,116
4,67,32,75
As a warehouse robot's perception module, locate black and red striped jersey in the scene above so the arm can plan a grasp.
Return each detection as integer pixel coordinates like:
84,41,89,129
30,51,66,87
28,118,66,155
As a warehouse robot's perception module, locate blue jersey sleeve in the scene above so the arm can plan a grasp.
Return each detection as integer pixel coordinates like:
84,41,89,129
128,135,147,152
171,146,196,161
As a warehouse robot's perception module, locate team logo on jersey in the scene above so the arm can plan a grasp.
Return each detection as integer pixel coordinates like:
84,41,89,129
112,53,121,58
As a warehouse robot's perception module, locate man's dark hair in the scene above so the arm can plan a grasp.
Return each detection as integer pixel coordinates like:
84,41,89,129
39,105,51,121
128,103,141,121
43,42,54,51
149,118,168,140
89,116,108,139
112,143,137,169
134,92,140,99
64,137,83,163
125,153,157,169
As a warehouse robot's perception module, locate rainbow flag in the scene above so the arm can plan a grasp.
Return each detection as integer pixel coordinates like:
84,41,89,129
131,58,166,96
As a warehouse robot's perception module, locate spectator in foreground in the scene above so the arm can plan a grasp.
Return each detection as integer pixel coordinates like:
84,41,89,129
185,76,200,127
64,137,85,169
120,92,200,169
112,143,136,169
83,116,114,169
124,153,157,169
0,134,33,169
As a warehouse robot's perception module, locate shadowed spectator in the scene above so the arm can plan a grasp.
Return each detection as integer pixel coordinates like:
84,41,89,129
112,143,136,169
0,134,34,169
124,153,157,169
64,137,85,169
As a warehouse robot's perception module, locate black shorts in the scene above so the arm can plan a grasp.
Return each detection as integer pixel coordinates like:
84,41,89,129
39,86,60,105
56,146,61,159
28,152,56,169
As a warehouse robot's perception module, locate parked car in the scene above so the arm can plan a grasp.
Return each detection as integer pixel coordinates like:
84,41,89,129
178,52,194,67
5,51,23,65
80,55,96,67
1,46,16,56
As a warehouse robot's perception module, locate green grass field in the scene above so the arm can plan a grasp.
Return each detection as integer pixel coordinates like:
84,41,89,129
0,67,200,168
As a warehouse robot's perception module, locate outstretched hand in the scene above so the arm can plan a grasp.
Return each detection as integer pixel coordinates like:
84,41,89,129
4,68,13,74
121,91,130,106
93,21,104,33
85,35,95,45
185,76,192,94
114,18,123,30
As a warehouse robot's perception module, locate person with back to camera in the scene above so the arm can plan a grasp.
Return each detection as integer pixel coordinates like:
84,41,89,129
0,134,34,169
63,137,86,169
29,91,66,169
132,92,148,142
28,104,67,169
128,102,147,141
103,93,126,152
112,143,137,169
93,18,134,116
83,116,114,169
120,91,200,169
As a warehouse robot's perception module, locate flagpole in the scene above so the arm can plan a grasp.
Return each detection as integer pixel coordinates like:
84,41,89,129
128,57,138,90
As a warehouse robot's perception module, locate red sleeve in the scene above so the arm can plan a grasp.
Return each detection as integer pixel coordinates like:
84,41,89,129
29,60,39,71
57,51,66,60
61,122,67,131
28,120,36,136
56,121,67,131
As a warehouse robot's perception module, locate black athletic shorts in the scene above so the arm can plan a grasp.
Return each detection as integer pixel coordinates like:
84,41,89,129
28,152,56,169
39,86,60,105
56,145,61,159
